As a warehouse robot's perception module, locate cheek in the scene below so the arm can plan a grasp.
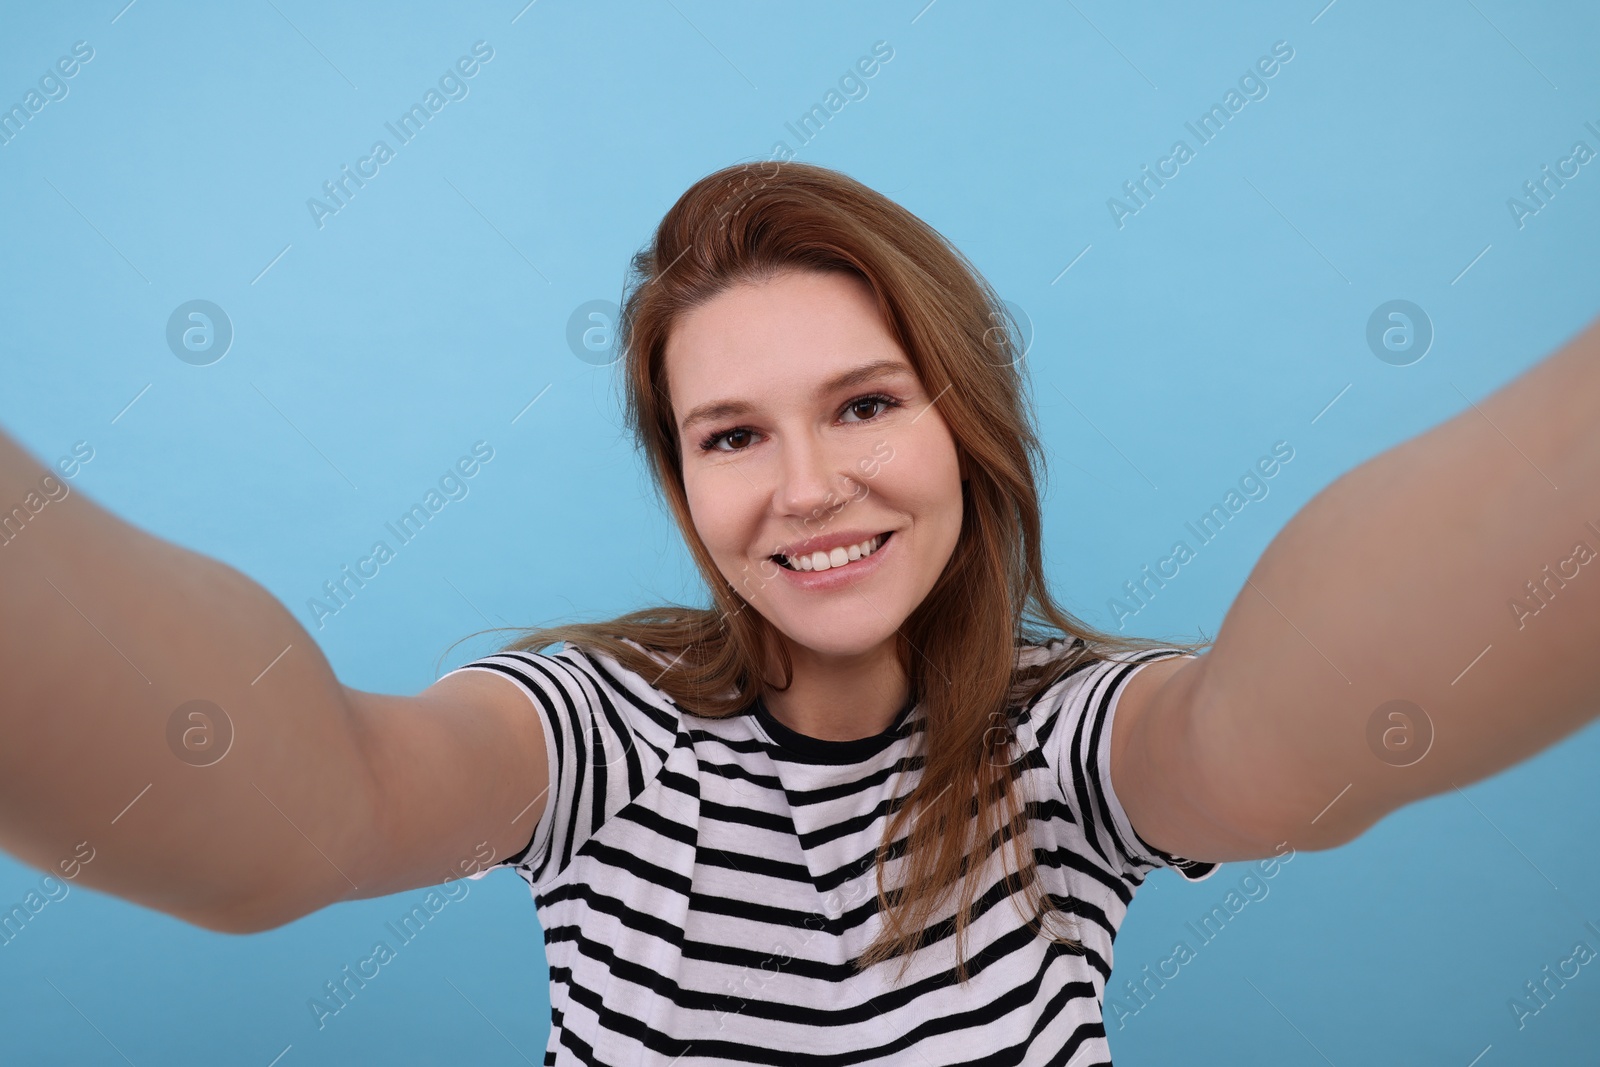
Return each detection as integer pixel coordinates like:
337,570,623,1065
888,427,963,512
900,441,965,562
682,480,722,551
684,468,758,559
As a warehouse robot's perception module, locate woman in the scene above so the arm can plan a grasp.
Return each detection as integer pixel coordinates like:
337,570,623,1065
1,160,1596,1065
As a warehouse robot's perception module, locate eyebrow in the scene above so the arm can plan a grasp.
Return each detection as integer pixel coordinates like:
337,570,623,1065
677,357,916,435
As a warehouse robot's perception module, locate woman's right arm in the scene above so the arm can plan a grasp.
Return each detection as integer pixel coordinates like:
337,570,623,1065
0,427,548,933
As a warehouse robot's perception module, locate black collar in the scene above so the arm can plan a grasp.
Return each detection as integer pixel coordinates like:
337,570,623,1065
751,689,918,764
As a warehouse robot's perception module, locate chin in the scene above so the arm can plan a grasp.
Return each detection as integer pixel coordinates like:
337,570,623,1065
763,614,900,660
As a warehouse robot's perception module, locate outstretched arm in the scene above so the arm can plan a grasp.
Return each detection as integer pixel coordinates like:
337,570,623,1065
1115,312,1600,860
0,427,547,932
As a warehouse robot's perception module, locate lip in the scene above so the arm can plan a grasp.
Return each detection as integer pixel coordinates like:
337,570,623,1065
774,530,895,591
771,528,891,562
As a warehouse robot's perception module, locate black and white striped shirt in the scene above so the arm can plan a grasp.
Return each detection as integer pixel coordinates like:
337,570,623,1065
449,637,1217,1066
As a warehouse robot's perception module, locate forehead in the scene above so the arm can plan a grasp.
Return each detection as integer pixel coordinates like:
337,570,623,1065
664,270,908,421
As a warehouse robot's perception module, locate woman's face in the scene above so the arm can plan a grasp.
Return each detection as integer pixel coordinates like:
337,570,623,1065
666,269,965,661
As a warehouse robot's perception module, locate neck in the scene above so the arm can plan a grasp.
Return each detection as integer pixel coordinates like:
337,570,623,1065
760,634,907,742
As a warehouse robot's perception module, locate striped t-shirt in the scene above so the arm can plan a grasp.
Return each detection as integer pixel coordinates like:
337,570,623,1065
448,637,1217,1066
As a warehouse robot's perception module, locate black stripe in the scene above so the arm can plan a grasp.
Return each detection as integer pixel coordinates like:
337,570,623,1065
542,656,620,859
540,883,689,950
570,645,681,745
697,795,799,836
678,758,782,795
552,933,1107,1066
692,843,813,884
461,658,565,872
953,969,1109,1067
612,799,698,849
778,751,925,806
1034,837,1135,909
539,846,1121,986
684,724,768,754
513,654,594,881
1059,660,1120,875
464,640,1196,1063
538,769,1133,926
578,840,694,898
1084,651,1186,875
551,916,1105,1045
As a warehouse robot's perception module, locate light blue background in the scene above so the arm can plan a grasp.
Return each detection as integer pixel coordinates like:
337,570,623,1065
2,1,1597,1063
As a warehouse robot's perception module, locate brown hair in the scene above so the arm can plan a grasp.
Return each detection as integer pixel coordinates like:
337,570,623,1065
482,160,1207,978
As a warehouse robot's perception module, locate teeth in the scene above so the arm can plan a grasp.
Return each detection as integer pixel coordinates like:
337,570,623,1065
788,534,884,572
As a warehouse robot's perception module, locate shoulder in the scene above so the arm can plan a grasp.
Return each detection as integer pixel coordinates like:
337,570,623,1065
1016,637,1217,883
1013,636,1196,746
451,639,688,738
551,640,692,729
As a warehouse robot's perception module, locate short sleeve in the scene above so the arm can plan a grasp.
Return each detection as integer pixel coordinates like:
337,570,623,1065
440,641,673,890
1034,644,1219,884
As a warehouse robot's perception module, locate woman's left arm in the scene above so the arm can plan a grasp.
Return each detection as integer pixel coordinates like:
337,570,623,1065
1117,312,1600,861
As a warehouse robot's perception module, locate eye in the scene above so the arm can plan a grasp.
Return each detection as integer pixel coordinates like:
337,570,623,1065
699,426,758,453
842,393,899,423
695,393,900,454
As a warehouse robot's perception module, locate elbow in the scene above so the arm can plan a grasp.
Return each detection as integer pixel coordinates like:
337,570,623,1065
181,912,272,937
1293,806,1391,854
179,892,319,935
1249,798,1391,857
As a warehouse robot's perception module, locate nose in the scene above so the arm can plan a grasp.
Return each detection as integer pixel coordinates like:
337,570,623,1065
772,432,856,534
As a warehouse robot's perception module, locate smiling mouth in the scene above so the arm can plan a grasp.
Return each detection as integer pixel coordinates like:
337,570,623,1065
772,531,893,572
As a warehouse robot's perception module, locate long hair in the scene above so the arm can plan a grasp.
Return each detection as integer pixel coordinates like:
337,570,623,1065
483,159,1208,978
